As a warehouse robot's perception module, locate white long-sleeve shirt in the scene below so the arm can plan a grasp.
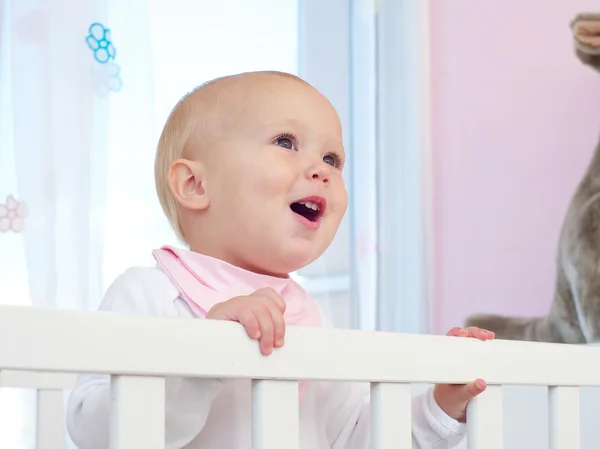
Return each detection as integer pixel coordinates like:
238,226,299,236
66,266,466,449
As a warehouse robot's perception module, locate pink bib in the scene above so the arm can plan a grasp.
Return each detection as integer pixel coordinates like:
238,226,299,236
152,245,322,396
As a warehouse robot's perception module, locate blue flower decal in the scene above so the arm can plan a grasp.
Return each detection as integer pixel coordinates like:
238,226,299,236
86,22,122,95
86,23,116,63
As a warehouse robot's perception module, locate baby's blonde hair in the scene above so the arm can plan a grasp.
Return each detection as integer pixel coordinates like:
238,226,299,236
154,84,206,243
154,70,307,243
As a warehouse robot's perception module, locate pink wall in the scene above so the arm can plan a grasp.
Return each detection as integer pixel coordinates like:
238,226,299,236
431,1,600,334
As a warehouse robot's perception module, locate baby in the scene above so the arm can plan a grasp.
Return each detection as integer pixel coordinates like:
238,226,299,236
66,71,494,449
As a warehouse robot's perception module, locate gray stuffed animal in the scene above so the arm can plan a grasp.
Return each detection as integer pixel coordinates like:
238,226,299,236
464,14,600,343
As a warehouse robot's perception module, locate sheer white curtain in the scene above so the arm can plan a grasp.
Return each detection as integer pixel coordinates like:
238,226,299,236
0,0,154,446
0,0,155,308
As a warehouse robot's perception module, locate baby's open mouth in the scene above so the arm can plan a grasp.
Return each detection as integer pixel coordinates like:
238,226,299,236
290,199,324,222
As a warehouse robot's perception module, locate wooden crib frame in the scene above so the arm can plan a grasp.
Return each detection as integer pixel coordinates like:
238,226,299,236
0,305,595,449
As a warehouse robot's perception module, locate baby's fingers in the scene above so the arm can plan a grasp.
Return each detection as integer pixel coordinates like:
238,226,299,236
237,307,262,340
266,304,285,349
253,289,286,351
253,304,277,355
446,327,469,337
237,306,276,355
446,326,495,341
466,327,495,340
434,378,488,422
463,378,487,400
255,287,287,313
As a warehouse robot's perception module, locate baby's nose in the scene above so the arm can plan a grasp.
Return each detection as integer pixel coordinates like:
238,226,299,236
309,168,329,184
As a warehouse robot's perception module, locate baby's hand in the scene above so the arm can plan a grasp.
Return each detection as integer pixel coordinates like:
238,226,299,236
206,288,286,355
433,326,495,422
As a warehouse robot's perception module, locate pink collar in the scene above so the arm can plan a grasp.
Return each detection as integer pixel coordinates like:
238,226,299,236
152,246,322,398
152,245,322,328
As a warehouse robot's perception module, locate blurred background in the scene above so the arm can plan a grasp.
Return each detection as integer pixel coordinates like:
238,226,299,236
1,0,600,448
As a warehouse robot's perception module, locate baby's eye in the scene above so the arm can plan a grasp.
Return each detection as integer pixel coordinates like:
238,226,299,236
275,137,295,150
323,153,341,168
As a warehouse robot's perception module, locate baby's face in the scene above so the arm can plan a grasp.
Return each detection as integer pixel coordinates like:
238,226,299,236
199,76,347,276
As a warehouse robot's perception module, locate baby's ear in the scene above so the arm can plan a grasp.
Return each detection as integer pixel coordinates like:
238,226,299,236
167,159,210,211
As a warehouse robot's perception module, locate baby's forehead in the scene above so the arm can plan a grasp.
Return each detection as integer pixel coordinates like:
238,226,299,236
228,109,343,149
185,73,342,147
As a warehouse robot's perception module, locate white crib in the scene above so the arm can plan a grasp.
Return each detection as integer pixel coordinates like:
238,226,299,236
0,305,597,449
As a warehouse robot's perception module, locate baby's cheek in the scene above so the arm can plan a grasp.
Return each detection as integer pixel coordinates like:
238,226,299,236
255,166,296,195
331,183,349,216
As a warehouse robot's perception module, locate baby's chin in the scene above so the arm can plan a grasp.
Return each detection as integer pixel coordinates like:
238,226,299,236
250,246,325,277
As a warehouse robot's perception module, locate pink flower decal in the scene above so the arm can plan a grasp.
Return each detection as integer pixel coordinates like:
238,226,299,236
0,195,29,233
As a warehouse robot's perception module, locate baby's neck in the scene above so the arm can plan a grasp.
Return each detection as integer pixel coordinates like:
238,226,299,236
188,244,290,279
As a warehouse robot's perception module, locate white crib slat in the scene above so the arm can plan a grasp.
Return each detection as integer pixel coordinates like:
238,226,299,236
36,389,64,449
109,375,165,449
466,385,503,449
252,380,299,449
549,386,580,449
371,383,411,449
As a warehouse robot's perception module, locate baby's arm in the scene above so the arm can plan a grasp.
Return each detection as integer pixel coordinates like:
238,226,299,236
68,374,223,449
65,268,225,449
328,326,494,449
325,383,464,449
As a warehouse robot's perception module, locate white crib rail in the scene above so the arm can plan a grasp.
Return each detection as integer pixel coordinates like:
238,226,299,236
0,305,597,449
0,370,77,449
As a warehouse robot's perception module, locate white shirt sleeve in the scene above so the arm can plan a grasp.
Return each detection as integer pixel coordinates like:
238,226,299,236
412,388,466,448
65,268,225,449
325,381,465,449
